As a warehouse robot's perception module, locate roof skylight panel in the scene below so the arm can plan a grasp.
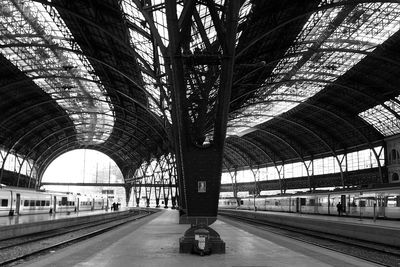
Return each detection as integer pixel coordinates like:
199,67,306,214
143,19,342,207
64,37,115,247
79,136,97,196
0,0,114,145
228,2,400,136
238,0,252,26
359,103,400,136
192,1,222,49
121,0,171,121
360,97,400,137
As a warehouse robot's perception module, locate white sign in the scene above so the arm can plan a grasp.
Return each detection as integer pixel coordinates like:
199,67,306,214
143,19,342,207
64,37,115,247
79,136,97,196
198,181,206,193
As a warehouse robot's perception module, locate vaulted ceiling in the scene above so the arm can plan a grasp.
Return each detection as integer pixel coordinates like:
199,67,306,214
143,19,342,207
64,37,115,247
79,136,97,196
1,0,399,184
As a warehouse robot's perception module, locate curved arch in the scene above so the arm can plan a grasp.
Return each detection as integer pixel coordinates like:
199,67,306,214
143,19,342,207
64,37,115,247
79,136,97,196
224,143,261,194
37,143,130,187
33,123,148,164
4,111,163,156
232,112,341,159
0,42,166,124
224,140,260,168
224,143,255,170
227,136,284,192
228,135,278,168
232,77,400,123
34,134,139,175
32,141,137,187
230,81,385,181
0,93,169,143
222,151,238,170
0,121,152,184
0,109,164,183
247,127,319,189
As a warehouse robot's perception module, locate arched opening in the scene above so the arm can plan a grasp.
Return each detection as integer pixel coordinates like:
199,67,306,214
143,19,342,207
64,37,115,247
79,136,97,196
392,173,399,182
42,149,127,206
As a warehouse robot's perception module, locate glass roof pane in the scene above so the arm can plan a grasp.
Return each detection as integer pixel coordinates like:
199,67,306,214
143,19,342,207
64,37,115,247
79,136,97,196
0,0,114,145
120,0,170,122
359,99,400,136
227,2,400,136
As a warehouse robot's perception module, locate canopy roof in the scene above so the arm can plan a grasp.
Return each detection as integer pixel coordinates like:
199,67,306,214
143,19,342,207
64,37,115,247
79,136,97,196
1,0,399,182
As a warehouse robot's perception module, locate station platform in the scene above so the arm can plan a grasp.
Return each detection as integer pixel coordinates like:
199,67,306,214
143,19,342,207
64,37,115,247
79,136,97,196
0,208,133,240
220,208,400,229
21,210,379,267
219,209,400,248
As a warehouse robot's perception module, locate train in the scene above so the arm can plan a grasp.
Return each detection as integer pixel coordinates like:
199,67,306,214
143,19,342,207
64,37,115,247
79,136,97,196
219,186,400,219
0,185,106,216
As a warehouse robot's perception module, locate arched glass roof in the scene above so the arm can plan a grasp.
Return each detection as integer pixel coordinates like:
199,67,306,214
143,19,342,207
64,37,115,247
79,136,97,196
227,2,400,136
0,0,114,144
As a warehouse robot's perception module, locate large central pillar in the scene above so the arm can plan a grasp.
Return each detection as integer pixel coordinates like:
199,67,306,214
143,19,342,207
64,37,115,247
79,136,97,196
165,0,240,254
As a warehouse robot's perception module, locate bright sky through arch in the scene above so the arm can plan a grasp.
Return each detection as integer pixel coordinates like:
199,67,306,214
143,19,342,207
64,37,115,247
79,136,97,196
42,149,124,184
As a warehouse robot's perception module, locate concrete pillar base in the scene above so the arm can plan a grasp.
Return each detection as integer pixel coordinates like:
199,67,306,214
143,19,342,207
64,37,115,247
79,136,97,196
179,224,225,255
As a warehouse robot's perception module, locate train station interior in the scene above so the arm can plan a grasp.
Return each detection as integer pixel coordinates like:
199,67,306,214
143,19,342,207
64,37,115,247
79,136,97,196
1,0,400,266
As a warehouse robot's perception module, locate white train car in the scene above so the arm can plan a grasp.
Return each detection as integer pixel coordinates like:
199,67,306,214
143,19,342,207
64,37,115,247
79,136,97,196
52,192,76,214
219,186,400,220
0,186,110,216
19,190,53,215
0,187,53,215
0,187,14,216
78,196,95,211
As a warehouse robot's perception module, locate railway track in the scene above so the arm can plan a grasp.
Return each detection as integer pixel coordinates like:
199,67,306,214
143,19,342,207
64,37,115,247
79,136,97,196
0,209,157,266
219,211,400,267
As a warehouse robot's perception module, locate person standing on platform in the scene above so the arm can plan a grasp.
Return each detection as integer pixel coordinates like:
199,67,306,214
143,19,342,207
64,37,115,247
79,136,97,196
336,202,342,216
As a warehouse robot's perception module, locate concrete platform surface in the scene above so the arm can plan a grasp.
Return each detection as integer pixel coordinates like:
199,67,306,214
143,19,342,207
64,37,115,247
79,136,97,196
21,210,381,267
219,209,400,248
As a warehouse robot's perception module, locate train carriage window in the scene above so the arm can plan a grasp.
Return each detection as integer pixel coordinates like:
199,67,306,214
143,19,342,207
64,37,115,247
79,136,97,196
1,199,8,206
309,199,316,206
387,196,400,207
36,200,40,206
45,201,50,206
61,197,68,206
24,200,29,206
29,200,35,206
41,200,45,206
300,198,306,205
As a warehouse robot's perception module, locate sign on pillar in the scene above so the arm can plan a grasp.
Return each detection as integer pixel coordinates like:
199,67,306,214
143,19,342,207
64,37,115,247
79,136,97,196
198,181,206,193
